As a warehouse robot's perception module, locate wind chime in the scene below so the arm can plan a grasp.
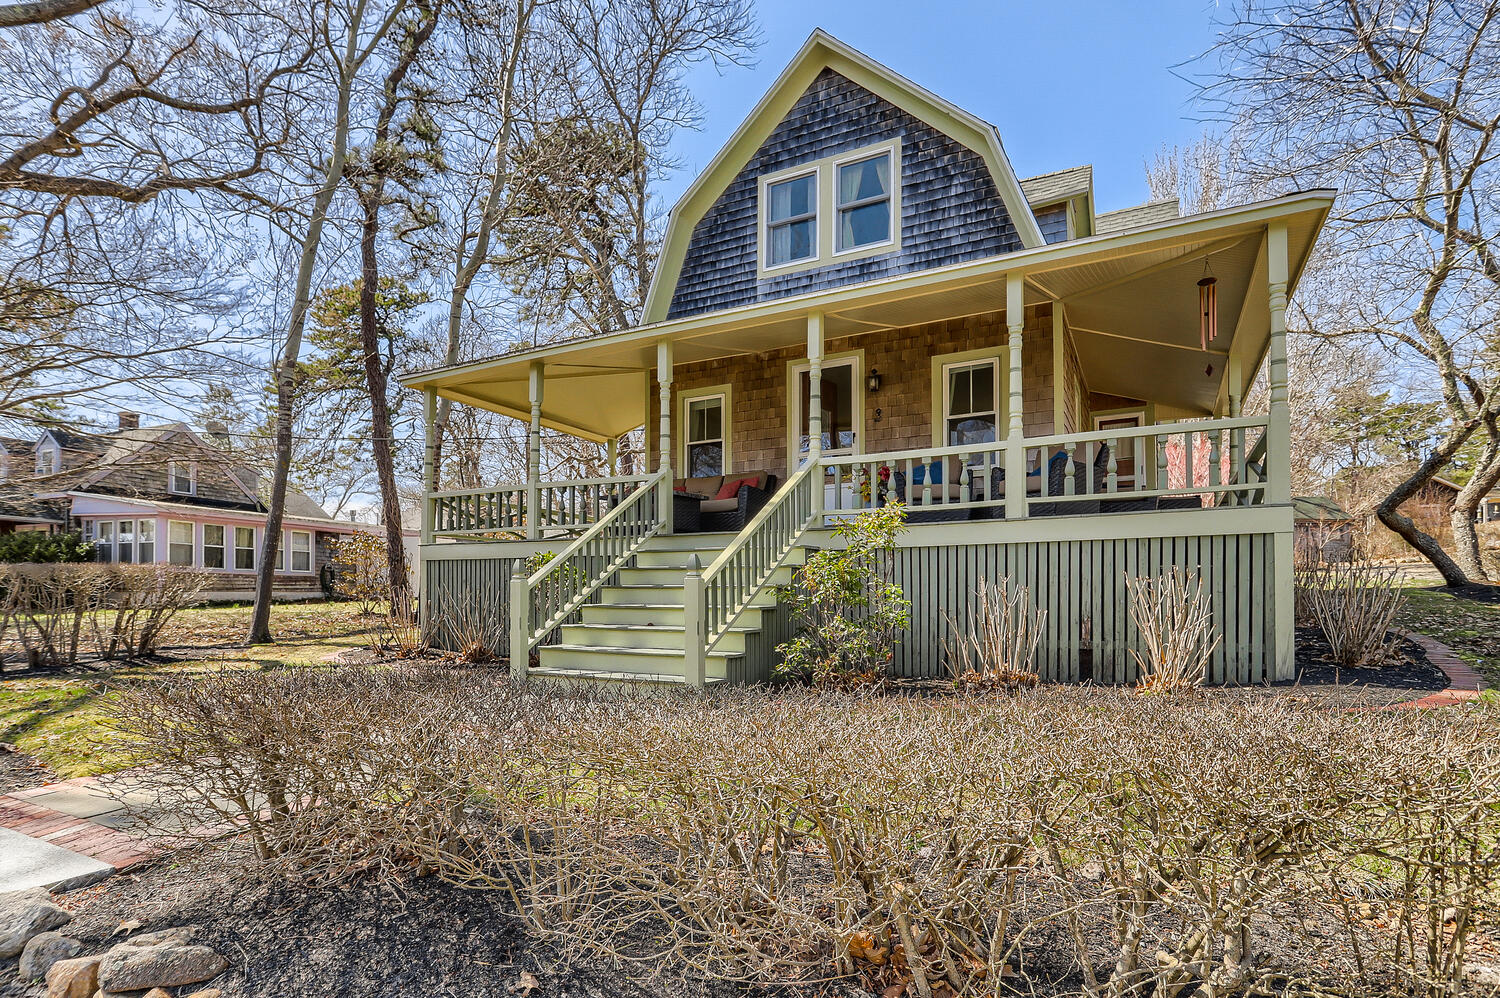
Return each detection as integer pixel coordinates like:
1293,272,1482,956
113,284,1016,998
1197,258,1218,351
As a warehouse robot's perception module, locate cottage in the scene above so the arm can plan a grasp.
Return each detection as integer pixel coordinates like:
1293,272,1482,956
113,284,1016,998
403,31,1331,685
1,413,362,599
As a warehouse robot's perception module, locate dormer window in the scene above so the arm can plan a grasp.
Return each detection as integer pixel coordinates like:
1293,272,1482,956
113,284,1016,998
169,461,197,495
34,442,58,475
758,138,902,277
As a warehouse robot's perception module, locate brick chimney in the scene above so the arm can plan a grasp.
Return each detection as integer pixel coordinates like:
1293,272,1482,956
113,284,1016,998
117,411,140,431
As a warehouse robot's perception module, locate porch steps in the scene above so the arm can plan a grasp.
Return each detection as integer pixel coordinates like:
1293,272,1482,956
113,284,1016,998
533,533,804,685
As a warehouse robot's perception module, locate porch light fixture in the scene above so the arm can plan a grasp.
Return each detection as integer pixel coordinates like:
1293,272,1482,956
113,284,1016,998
1197,259,1218,351
867,368,881,393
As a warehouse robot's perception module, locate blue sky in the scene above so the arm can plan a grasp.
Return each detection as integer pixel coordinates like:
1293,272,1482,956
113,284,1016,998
661,0,1227,213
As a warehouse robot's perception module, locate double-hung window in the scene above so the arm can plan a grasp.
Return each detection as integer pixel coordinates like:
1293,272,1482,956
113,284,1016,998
169,461,196,495
117,519,135,564
943,360,999,449
234,526,255,570
203,525,226,569
835,152,892,252
168,521,194,567
136,519,155,563
684,395,726,477
95,520,114,563
289,530,312,573
766,171,816,267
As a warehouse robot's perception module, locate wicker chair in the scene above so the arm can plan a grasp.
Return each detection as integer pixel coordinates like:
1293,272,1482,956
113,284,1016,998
697,476,779,531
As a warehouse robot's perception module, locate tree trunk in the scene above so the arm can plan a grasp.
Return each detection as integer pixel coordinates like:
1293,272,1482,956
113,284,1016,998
357,199,413,619
1450,429,1500,582
1376,423,1481,588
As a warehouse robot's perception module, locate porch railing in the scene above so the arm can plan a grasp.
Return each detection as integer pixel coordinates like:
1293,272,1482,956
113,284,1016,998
508,468,666,676
431,473,652,538
682,459,821,686
822,440,1010,519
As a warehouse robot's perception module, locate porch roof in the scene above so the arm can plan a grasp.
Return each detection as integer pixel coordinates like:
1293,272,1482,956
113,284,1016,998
402,190,1333,442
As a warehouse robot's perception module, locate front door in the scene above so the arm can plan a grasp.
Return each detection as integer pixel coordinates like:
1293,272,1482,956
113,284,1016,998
789,355,862,471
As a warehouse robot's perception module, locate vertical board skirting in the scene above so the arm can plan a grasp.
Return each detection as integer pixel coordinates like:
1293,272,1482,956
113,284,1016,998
887,533,1277,684
424,554,619,656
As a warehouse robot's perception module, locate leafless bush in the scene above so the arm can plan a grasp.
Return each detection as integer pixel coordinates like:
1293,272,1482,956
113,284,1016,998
93,564,206,659
942,576,1043,689
428,588,503,663
1303,560,1405,669
110,676,1500,997
1125,569,1221,691
370,604,424,659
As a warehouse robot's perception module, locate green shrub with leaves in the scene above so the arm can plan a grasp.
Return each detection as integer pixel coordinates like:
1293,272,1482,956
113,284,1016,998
776,502,910,685
0,530,93,564
328,531,398,615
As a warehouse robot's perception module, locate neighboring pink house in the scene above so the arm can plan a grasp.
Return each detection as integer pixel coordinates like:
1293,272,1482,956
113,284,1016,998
5,413,363,600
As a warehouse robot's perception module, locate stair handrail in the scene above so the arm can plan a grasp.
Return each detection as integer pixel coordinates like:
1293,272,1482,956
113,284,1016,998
682,459,822,685
508,467,667,678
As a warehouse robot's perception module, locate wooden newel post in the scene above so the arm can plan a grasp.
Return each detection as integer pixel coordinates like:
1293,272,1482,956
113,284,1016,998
1266,221,1296,682
657,341,675,534
1004,273,1028,520
509,558,529,681
683,553,706,688
419,389,435,635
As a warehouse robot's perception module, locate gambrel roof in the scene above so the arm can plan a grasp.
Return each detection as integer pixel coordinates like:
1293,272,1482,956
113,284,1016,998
643,29,1045,323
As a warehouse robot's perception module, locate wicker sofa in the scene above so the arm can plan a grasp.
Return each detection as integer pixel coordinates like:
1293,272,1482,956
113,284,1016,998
672,470,780,531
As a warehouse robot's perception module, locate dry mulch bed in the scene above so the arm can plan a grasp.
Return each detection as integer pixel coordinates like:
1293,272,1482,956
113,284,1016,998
0,744,55,796
1246,628,1451,708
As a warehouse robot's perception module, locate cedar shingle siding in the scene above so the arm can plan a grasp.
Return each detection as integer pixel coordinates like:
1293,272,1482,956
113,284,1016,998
666,69,1023,319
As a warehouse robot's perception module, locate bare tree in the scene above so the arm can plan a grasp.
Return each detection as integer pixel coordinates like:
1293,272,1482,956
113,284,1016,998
0,0,103,28
248,0,410,644
1203,0,1500,586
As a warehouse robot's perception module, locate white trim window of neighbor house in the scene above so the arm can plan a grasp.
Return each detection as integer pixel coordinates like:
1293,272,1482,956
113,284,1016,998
168,461,196,495
233,526,255,570
94,520,114,562
116,519,135,564
168,520,194,567
202,524,226,569
683,394,727,477
289,529,312,573
136,519,155,562
759,139,901,275
943,359,1000,449
34,442,59,475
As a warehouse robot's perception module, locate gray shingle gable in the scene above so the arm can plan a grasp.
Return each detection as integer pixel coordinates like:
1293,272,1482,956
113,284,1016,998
666,69,1023,320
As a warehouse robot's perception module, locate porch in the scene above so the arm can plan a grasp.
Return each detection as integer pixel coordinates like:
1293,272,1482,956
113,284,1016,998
405,195,1330,686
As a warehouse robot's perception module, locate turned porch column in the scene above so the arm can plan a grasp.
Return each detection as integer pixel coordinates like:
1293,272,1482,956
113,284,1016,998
526,362,543,540
807,310,825,516
1267,220,1295,681
1004,273,1028,520
657,340,675,534
419,388,435,635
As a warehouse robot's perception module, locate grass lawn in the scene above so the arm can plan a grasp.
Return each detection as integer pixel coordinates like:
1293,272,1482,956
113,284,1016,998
1395,585,1500,686
1,601,375,779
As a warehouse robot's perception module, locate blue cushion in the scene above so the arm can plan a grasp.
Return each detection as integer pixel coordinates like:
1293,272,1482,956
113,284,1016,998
910,461,943,486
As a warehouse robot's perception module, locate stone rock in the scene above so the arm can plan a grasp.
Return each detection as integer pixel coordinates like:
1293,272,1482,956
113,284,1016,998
43,954,101,998
98,940,228,992
118,927,194,948
0,888,72,958
184,990,223,998
18,931,84,981
143,989,173,998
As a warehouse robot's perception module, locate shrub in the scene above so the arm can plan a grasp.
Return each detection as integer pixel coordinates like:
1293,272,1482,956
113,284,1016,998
942,576,1043,689
110,678,1500,998
0,530,93,564
776,502,910,685
327,531,398,615
0,563,204,669
1125,568,1221,692
1303,559,1405,669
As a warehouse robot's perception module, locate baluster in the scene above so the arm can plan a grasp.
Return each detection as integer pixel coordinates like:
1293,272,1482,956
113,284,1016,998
1064,443,1076,497
1156,433,1168,495
1184,431,1197,492
1106,438,1119,493
1084,442,1095,495
922,454,933,507
1209,431,1222,491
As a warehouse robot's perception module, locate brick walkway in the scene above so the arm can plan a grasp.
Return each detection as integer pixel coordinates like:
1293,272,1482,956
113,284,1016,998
0,775,169,879
1396,630,1488,709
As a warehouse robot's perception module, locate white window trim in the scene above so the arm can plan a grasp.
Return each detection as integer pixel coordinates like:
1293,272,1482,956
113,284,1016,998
202,524,228,572
940,357,1002,451
1093,409,1147,489
786,351,864,473
288,529,313,574
232,525,256,572
831,144,898,258
678,385,733,478
756,138,902,279
34,442,59,475
929,346,1008,449
136,518,157,564
167,519,195,567
168,461,197,496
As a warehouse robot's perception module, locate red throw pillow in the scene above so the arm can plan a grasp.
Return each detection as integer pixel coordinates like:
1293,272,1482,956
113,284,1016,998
673,485,687,493
714,476,757,500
